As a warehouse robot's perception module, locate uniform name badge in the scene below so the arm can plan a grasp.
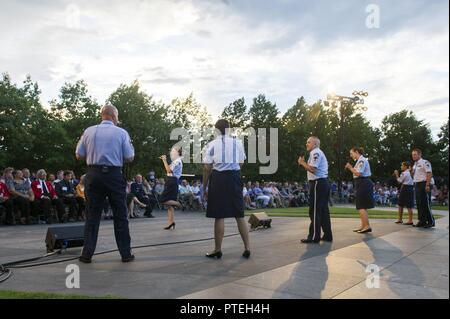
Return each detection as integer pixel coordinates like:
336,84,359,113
62,187,68,191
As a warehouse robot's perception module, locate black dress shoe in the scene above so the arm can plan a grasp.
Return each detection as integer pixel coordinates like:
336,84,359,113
206,251,223,259
320,237,333,242
413,222,425,228
301,239,320,244
242,250,251,259
78,256,92,264
122,255,135,263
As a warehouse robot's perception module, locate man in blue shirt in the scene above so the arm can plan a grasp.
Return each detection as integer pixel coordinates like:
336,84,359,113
76,103,135,263
298,136,333,243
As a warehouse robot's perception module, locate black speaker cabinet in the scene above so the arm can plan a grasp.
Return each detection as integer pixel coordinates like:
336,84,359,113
45,225,85,253
248,212,272,229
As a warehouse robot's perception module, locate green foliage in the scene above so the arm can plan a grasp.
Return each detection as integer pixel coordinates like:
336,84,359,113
0,74,448,182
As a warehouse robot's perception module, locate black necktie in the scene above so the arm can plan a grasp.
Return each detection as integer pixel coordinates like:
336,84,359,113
42,180,50,196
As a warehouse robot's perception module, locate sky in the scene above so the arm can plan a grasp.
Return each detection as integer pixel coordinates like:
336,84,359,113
0,0,448,136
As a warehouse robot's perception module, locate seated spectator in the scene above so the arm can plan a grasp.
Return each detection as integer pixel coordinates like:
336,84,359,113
75,174,86,220
253,182,271,207
8,169,35,224
270,183,284,208
147,170,156,182
179,179,195,209
262,183,276,207
55,170,82,221
48,173,56,186
243,184,255,210
154,178,165,199
54,170,64,186
31,169,65,224
280,182,296,207
70,171,80,188
130,174,154,218
437,185,448,206
190,180,203,210
0,179,14,225
22,168,33,184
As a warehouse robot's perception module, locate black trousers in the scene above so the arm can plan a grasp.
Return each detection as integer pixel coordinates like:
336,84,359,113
135,195,154,215
1,199,14,223
32,197,65,220
308,179,333,241
82,167,132,259
76,197,85,217
13,197,31,219
414,182,435,226
61,196,79,218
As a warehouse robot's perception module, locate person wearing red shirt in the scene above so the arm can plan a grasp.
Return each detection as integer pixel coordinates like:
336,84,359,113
31,169,65,224
0,180,14,225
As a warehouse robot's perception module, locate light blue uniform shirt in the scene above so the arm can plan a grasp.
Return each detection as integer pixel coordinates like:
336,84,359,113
202,135,246,171
354,155,372,178
75,120,135,167
169,157,183,179
307,148,328,181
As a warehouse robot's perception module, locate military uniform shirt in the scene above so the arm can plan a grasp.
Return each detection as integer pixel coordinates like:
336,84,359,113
413,158,432,183
76,120,135,167
397,170,414,186
307,148,329,181
203,135,246,171
353,155,372,178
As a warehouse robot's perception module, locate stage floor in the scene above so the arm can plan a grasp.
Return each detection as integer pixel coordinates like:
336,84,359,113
0,209,448,299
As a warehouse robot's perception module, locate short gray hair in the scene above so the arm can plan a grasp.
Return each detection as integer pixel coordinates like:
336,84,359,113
309,136,321,147
101,103,118,117
36,169,46,177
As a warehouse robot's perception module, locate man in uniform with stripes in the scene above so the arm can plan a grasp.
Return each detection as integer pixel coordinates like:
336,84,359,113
298,136,333,243
412,148,435,228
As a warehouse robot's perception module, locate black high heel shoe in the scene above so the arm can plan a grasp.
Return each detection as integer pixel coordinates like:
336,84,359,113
242,250,251,259
205,251,223,259
357,227,372,234
164,222,176,230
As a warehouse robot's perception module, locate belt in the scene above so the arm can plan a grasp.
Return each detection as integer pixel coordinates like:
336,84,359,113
309,178,328,182
354,177,369,180
88,165,122,173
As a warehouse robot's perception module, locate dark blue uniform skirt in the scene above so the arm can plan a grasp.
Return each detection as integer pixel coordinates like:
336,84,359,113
206,170,244,219
398,185,414,208
354,177,375,210
160,176,179,203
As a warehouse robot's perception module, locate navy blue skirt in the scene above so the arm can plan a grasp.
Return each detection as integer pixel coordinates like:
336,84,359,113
160,176,179,203
398,185,414,208
206,170,244,219
354,178,375,210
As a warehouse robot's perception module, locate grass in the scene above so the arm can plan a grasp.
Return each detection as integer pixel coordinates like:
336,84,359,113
0,290,121,299
245,206,444,219
432,205,449,211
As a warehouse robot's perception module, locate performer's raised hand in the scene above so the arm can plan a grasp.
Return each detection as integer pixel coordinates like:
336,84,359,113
344,163,353,170
297,156,306,166
159,155,167,161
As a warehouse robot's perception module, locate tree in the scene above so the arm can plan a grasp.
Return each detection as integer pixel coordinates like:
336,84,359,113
0,74,68,171
435,118,449,177
108,81,176,178
378,110,435,177
221,97,250,128
50,80,100,174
